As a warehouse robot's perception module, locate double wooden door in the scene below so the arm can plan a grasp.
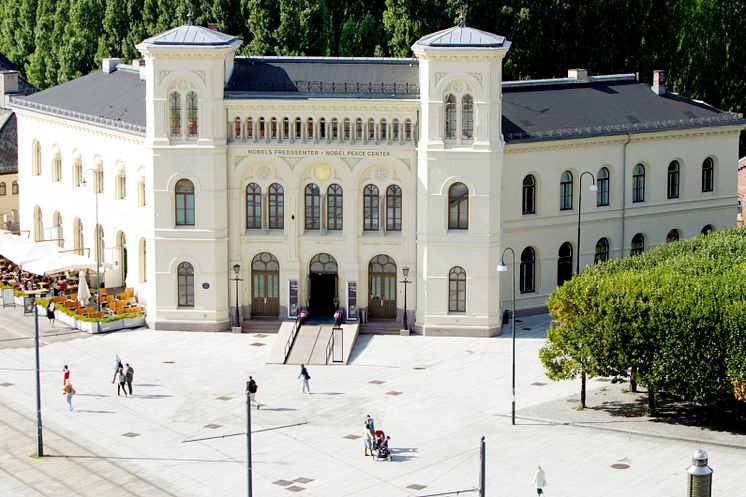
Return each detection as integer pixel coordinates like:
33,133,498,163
252,270,279,316
368,272,397,319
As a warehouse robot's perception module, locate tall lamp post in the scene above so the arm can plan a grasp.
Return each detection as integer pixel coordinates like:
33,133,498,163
81,168,101,311
497,247,516,425
232,264,241,328
577,171,598,274
400,266,411,331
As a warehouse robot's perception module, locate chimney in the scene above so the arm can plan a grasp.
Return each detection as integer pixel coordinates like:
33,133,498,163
652,70,665,95
0,70,19,95
207,22,219,31
102,57,121,74
567,68,589,83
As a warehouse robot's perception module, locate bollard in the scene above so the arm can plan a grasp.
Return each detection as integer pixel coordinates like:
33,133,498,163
687,449,712,497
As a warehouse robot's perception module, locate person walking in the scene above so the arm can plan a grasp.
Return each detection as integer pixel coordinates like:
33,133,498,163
63,380,75,411
116,366,128,396
112,354,122,384
248,376,260,409
63,365,70,384
46,301,56,327
298,363,310,393
364,421,373,456
125,363,134,396
366,414,375,435
532,465,548,495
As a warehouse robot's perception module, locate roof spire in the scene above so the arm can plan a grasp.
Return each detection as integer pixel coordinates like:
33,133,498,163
186,3,193,26
458,0,466,27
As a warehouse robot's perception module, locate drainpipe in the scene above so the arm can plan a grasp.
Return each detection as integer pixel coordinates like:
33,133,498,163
621,133,631,258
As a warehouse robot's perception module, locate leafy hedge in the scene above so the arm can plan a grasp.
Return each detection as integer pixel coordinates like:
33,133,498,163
541,228,746,411
37,298,144,323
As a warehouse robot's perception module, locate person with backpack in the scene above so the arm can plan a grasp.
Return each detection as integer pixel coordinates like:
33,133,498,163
298,364,310,393
248,376,260,409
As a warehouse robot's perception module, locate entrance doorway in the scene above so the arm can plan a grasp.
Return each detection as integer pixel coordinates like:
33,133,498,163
368,254,397,319
309,253,337,317
251,252,279,316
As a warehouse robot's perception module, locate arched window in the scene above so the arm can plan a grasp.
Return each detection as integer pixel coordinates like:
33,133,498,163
392,119,400,141
444,94,456,139
169,92,181,136
177,262,194,307
95,224,104,269
72,157,82,187
175,179,195,226
319,118,326,140
380,119,387,142
116,170,126,200
246,117,254,139
0,182,5,196
52,152,62,182
304,183,320,230
367,118,375,141
94,168,104,194
327,184,343,230
306,118,314,140
11,180,18,194
331,118,338,140
666,229,680,243
258,117,266,139
186,91,198,136
701,224,714,235
268,183,284,230
560,171,573,210
386,185,402,231
363,184,379,231
282,117,290,139
234,117,242,139
597,167,609,206
702,157,714,192
138,177,146,207
462,94,474,140
294,117,301,140
33,206,43,241
355,118,363,141
74,218,83,255
448,182,469,229
557,242,573,285
448,266,466,312
53,212,63,247
631,233,645,255
594,238,609,263
520,247,535,294
343,118,351,141
245,183,262,229
32,140,41,176
271,117,278,139
632,164,645,203
667,160,680,199
404,119,413,141
522,175,536,214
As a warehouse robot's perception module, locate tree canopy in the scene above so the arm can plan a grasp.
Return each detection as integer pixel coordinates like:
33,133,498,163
541,228,746,412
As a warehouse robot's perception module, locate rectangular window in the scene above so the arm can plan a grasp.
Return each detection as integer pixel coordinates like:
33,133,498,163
597,177,609,206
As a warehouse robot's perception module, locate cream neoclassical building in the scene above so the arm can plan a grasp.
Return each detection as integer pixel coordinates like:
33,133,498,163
10,22,745,335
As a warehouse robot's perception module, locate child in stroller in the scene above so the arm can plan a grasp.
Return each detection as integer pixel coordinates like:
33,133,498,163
373,431,392,461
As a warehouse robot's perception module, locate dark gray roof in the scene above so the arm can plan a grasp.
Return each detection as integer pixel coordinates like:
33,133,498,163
0,53,36,95
0,111,17,174
225,57,419,98
414,26,509,49
502,77,745,143
11,68,145,135
141,24,238,47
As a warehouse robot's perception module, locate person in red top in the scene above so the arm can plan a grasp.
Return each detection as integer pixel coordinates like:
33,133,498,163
63,365,70,384
59,279,68,293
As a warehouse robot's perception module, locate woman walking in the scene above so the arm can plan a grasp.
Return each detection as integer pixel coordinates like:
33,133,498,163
116,366,128,396
63,380,75,411
532,465,548,495
46,301,56,327
298,363,310,394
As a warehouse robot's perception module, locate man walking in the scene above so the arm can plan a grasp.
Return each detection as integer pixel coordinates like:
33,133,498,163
364,421,373,456
112,354,122,384
298,363,310,393
125,363,134,396
248,376,260,409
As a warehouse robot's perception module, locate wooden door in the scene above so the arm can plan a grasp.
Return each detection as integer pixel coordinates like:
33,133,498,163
252,270,279,316
368,272,397,319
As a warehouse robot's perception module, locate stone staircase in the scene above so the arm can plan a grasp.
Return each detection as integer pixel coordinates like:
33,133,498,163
241,317,283,334
359,320,403,335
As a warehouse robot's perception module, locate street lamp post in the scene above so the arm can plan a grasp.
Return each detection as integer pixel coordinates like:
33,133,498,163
400,266,411,331
81,168,101,311
233,264,241,328
577,171,598,274
497,247,516,425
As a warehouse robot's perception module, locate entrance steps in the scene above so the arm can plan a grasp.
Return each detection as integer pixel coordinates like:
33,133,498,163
241,317,283,334
360,320,403,335
268,322,359,365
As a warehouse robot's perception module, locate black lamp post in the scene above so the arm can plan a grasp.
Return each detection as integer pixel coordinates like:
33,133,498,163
232,264,241,327
400,266,411,331
497,247,516,425
577,171,598,274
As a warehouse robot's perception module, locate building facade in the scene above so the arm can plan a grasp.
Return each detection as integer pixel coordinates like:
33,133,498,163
10,23,745,334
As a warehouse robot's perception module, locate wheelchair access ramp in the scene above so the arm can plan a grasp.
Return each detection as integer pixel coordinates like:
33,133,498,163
282,323,359,365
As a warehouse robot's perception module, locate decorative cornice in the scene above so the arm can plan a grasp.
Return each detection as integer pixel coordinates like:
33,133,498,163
12,107,145,145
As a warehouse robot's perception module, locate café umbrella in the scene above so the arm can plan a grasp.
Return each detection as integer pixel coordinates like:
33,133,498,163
77,271,91,307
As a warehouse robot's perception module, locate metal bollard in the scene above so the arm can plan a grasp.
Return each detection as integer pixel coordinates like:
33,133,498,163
687,449,712,497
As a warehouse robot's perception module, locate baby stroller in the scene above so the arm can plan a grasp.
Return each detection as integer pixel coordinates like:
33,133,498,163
373,431,392,462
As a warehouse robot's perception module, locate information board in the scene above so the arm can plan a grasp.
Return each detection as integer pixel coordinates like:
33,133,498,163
288,280,298,317
2,288,15,308
347,281,357,320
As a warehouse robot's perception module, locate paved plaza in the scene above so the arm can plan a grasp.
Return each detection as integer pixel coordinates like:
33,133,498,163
0,307,744,497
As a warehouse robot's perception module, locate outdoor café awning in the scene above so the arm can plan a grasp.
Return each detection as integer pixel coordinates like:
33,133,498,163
22,252,97,276
0,234,61,265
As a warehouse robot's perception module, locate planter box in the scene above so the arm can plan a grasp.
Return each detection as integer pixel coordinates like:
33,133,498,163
123,316,146,329
56,312,76,327
76,320,96,333
97,320,124,333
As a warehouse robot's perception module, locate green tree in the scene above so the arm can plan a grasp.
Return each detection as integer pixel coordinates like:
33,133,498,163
96,0,129,61
244,0,278,54
274,0,330,56
59,0,104,81
26,0,57,88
